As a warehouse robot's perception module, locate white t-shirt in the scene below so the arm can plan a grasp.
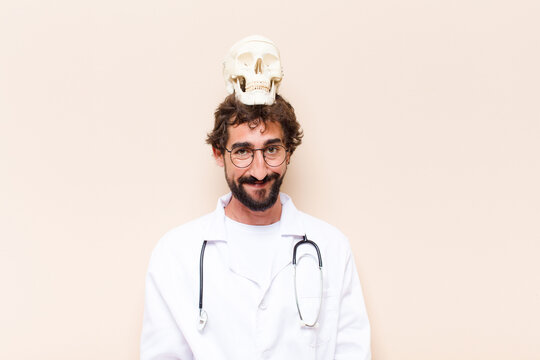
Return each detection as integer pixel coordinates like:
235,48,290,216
225,216,282,290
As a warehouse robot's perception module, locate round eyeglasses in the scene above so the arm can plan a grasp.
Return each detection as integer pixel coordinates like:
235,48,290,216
224,144,288,168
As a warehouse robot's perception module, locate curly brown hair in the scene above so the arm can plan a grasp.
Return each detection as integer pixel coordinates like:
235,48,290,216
206,94,303,154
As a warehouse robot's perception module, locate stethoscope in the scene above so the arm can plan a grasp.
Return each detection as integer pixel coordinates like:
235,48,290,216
198,235,323,331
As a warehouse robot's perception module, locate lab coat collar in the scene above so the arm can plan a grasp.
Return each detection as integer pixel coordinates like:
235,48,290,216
202,192,305,242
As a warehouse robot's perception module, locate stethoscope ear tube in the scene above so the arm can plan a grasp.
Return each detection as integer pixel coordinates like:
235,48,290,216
292,235,323,268
198,240,208,331
293,235,323,327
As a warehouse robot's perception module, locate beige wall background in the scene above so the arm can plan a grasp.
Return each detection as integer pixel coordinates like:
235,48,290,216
1,0,539,359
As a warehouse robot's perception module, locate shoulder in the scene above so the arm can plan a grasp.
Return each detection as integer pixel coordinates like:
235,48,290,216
149,212,214,267
281,193,351,254
299,211,347,239
296,210,353,259
160,213,212,246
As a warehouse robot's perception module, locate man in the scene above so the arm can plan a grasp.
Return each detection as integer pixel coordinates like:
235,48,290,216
141,36,370,360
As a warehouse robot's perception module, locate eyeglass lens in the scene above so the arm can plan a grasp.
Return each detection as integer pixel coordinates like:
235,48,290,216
230,145,286,168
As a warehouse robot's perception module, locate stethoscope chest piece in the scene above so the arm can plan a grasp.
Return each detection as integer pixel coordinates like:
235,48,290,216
198,309,208,331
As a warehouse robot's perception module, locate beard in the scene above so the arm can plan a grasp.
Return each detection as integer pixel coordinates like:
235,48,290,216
225,169,284,212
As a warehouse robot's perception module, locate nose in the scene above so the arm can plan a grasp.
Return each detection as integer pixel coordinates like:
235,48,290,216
249,149,267,180
254,58,263,74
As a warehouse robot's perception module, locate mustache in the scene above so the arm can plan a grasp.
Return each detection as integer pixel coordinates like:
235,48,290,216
237,172,280,185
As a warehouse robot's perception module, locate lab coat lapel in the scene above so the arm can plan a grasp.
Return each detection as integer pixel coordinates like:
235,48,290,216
278,193,305,237
271,194,305,281
202,193,307,287
202,193,231,242
202,193,256,283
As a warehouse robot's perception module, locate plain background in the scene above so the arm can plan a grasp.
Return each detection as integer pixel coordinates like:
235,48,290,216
1,0,539,359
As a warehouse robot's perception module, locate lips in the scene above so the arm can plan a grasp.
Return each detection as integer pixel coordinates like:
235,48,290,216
245,181,268,188
243,180,271,190
238,173,279,186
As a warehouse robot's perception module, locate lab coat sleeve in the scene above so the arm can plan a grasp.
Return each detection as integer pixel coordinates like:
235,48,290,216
140,244,193,360
334,249,371,360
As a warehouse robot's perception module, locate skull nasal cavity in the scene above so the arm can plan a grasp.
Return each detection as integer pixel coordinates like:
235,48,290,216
255,58,263,74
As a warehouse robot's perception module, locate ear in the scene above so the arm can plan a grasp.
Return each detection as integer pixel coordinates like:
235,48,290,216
213,147,224,167
286,152,291,165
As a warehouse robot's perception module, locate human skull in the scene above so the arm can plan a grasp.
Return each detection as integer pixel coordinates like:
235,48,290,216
223,35,283,105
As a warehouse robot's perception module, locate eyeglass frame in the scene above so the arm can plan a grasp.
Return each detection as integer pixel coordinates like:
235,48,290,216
223,144,289,168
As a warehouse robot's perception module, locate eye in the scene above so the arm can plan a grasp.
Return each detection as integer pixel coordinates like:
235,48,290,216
265,145,278,154
263,54,278,66
233,147,252,157
237,53,254,67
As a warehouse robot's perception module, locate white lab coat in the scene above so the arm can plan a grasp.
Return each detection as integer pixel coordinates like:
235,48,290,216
141,193,371,360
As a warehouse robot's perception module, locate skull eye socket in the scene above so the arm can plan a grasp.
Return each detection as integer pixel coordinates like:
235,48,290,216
237,52,254,67
263,54,279,66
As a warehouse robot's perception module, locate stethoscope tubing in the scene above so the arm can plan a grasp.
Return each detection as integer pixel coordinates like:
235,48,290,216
198,240,208,330
293,235,323,327
292,235,322,267
197,235,323,330
199,240,207,311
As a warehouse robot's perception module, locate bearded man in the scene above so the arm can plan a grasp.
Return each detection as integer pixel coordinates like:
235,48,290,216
141,36,371,360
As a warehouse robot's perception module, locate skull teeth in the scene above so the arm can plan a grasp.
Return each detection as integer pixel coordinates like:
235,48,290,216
245,81,270,92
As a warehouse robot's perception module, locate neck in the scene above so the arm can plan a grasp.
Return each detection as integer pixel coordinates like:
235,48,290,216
225,196,282,225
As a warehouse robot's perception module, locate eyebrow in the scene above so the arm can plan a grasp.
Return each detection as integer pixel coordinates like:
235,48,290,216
230,138,283,150
264,138,283,146
230,142,252,150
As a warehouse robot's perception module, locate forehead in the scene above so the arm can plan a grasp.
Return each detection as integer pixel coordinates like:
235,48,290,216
234,40,279,58
226,121,284,147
